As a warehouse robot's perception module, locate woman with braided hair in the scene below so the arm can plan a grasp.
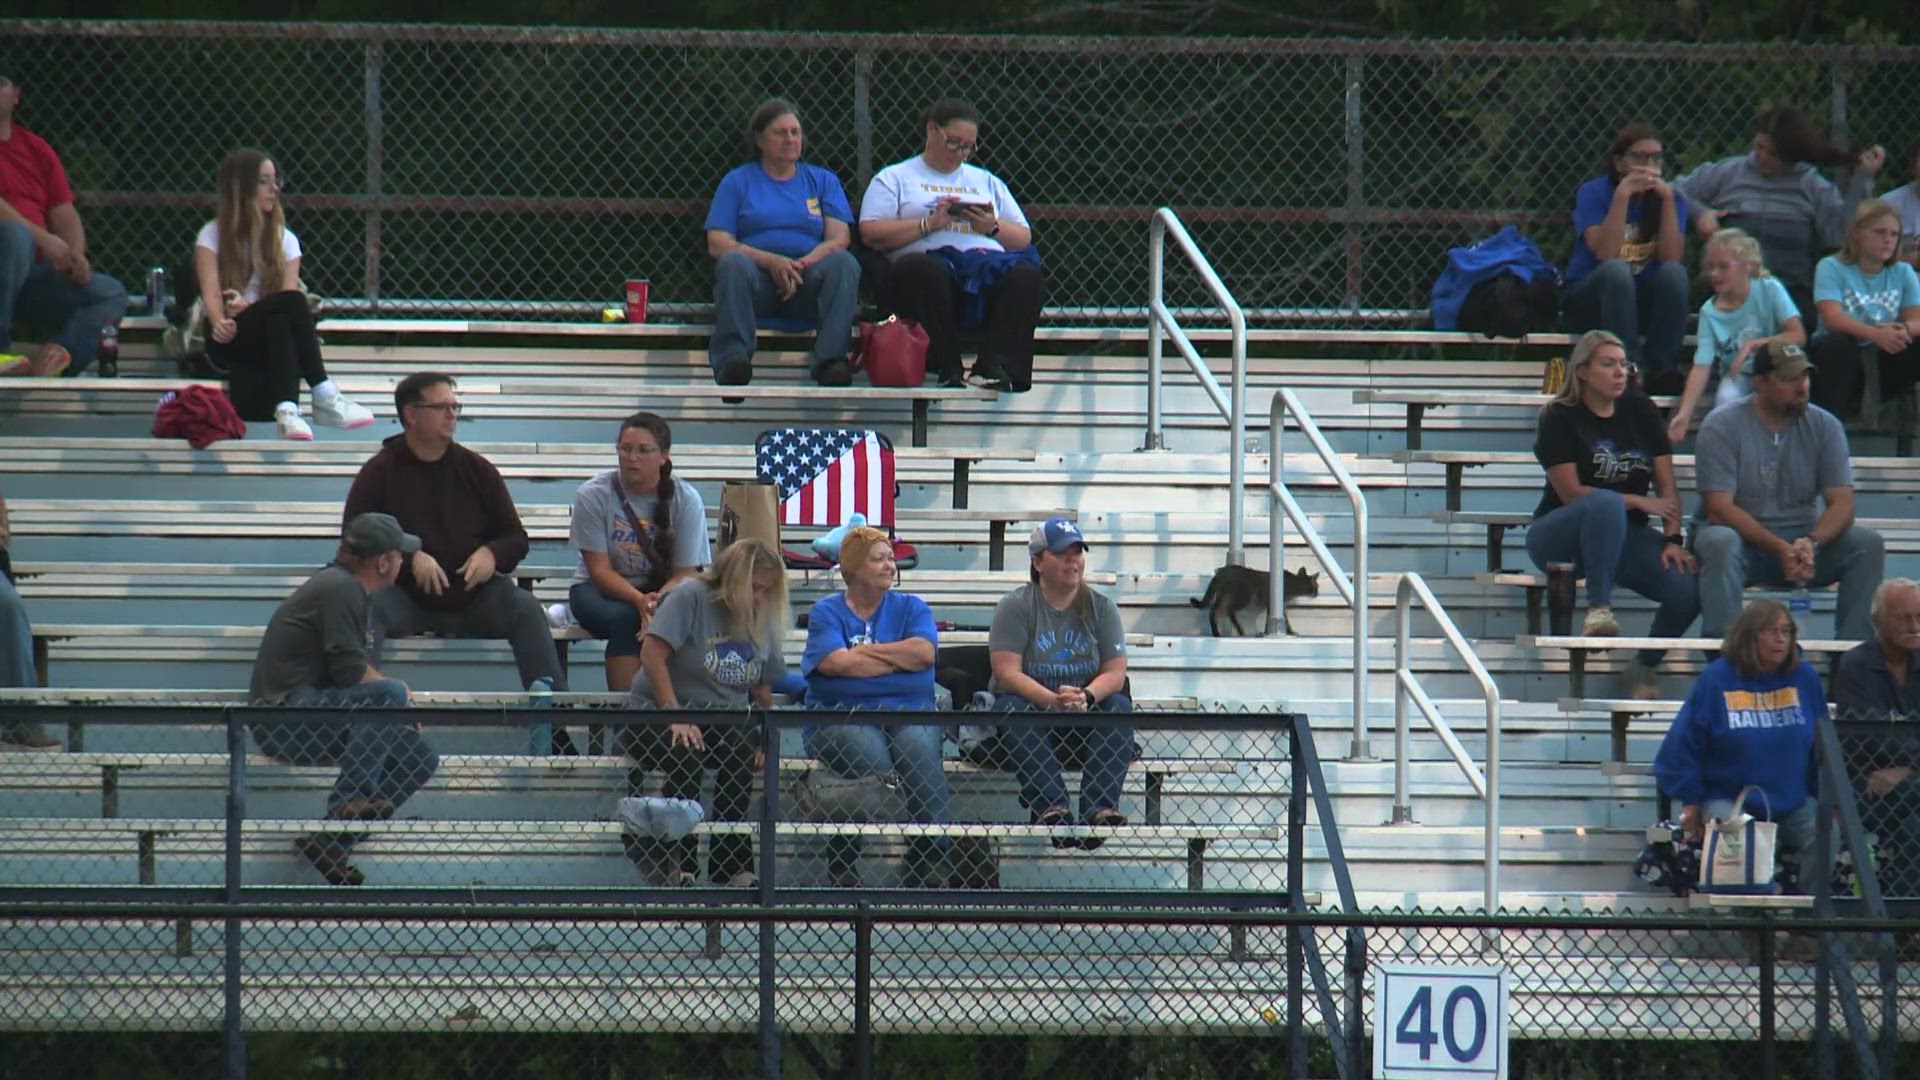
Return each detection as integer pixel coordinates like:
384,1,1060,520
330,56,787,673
568,412,710,691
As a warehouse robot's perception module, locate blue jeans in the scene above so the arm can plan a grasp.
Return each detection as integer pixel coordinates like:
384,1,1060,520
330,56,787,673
1000,692,1136,820
1562,259,1689,381
252,679,438,816
0,571,49,743
0,222,129,373
805,721,951,881
1524,489,1700,666
708,249,859,378
1702,796,1820,893
568,580,643,660
1692,523,1883,640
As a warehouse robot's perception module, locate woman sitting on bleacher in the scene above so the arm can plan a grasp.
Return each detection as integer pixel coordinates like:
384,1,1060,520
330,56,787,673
988,518,1134,849
801,526,951,888
705,98,861,389
568,412,709,692
858,98,1043,393
1653,599,1825,892
617,537,786,888
194,148,374,440
1529,329,1700,698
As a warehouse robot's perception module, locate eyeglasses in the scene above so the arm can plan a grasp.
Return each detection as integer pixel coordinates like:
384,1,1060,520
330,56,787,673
1758,625,1796,638
616,444,661,458
412,401,462,416
1864,226,1902,240
942,136,978,155
1622,150,1666,166
257,175,285,190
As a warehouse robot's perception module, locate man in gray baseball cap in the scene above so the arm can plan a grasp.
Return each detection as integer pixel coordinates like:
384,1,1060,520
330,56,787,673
247,512,438,885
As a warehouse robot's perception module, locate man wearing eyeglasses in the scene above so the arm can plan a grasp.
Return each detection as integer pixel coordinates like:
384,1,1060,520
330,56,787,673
343,372,570,719
0,59,128,376
1691,340,1884,641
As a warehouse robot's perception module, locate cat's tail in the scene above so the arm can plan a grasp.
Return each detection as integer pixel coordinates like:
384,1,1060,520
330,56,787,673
1189,576,1218,608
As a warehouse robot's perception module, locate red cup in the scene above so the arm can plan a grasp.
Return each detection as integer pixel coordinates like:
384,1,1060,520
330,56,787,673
624,279,650,324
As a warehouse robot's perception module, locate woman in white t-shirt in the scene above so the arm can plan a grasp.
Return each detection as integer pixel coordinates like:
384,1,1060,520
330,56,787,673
858,99,1044,393
193,149,373,439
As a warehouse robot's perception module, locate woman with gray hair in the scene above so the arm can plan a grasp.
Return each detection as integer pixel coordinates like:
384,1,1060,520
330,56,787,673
1528,329,1699,697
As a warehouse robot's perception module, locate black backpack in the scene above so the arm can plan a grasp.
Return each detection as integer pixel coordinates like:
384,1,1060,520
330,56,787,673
1456,271,1560,339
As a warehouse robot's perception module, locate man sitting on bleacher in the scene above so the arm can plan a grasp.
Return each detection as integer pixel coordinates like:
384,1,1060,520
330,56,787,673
1830,577,1920,897
0,59,127,376
0,485,59,749
344,372,569,710
250,512,438,886
1692,341,1883,641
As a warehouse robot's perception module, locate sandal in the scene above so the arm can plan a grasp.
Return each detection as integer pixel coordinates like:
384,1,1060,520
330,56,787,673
1036,806,1076,849
1078,809,1128,852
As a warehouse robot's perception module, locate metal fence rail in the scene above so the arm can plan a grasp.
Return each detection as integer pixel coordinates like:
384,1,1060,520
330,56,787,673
2,21,1917,323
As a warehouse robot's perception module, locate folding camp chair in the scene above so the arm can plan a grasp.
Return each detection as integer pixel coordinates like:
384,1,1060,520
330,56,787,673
753,428,918,571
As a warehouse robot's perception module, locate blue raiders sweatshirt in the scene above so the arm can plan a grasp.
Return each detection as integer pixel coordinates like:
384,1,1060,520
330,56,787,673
1652,657,1823,817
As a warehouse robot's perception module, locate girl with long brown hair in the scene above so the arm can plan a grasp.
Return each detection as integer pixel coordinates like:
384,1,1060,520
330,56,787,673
194,148,373,438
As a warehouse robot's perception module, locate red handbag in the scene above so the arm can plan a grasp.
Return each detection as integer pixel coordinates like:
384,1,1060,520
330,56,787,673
852,315,929,387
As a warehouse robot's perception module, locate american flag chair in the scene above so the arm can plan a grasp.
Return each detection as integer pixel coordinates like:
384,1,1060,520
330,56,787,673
754,428,919,571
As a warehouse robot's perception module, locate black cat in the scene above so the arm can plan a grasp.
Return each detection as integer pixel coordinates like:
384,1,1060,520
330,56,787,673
1189,565,1320,636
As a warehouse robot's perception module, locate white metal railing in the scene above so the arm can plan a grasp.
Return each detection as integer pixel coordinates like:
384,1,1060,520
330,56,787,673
1393,573,1502,913
1144,206,1247,562
1269,389,1369,757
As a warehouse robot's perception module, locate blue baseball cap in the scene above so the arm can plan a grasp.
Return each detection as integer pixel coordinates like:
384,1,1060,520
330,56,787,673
1028,517,1088,556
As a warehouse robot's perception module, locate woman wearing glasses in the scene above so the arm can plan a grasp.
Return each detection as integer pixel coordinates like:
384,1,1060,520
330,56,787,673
1653,599,1827,892
1562,124,1692,394
568,412,709,692
858,98,1043,393
194,149,374,440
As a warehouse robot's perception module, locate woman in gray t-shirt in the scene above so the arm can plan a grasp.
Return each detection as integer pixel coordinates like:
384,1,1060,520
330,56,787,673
988,518,1133,848
617,538,786,887
568,412,711,693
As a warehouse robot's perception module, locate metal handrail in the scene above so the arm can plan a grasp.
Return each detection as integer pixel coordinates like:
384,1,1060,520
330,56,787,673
1145,206,1248,562
1270,388,1369,758
1393,573,1502,913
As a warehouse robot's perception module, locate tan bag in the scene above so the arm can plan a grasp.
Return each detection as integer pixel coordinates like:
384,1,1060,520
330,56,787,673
718,480,781,554
1540,355,1567,395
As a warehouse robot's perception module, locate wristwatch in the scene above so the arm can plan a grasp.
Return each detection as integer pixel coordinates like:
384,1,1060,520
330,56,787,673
986,222,1001,237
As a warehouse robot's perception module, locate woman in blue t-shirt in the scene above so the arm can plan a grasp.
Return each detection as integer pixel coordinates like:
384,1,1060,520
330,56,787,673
801,526,950,887
1653,599,1825,892
1562,124,1692,394
1528,330,1699,697
1808,199,1920,422
705,98,861,388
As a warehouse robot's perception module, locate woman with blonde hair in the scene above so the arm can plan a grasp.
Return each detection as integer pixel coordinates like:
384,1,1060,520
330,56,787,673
194,148,373,439
1528,329,1699,696
617,537,788,887
801,526,950,887
1654,599,1825,891
1808,198,1920,421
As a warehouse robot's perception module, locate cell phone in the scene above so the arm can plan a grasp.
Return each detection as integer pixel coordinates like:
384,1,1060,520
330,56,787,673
946,202,993,216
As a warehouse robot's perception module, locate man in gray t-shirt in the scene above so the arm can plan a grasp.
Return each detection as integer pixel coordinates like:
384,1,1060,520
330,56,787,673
1692,342,1884,639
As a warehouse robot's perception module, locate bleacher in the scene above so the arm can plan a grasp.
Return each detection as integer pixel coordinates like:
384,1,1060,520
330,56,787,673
4,312,1914,1055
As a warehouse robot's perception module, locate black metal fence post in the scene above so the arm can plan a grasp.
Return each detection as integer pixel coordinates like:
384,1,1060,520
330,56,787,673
1287,726,1309,1076
1758,908,1776,1080
853,901,873,1080
758,711,781,1080
223,706,247,1080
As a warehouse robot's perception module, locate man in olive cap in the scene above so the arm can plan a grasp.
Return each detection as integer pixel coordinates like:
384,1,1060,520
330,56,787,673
250,512,439,885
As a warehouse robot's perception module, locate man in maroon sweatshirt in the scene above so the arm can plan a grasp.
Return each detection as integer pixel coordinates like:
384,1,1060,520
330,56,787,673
342,372,567,700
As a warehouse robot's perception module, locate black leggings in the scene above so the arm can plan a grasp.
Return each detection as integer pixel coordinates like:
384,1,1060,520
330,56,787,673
616,721,757,883
879,253,1046,389
210,289,329,421
1808,332,1920,423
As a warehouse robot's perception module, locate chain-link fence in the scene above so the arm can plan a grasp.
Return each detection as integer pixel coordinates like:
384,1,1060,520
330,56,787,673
2,21,1917,325
1832,711,1920,902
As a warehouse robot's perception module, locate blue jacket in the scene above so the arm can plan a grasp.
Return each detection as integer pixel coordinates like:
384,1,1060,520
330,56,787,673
1652,657,1823,817
1430,225,1557,331
922,245,1043,329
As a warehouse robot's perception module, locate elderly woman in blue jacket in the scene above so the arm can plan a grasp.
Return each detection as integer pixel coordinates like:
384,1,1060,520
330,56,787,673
1653,599,1825,890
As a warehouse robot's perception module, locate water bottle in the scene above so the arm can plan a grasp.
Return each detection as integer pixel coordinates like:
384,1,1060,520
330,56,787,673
526,676,554,756
96,323,119,378
1788,587,1812,635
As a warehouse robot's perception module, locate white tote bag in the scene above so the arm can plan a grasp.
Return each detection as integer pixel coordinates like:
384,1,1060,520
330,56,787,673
1700,785,1781,894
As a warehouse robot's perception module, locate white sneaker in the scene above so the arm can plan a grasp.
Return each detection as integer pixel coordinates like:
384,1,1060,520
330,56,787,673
311,392,375,429
274,402,314,441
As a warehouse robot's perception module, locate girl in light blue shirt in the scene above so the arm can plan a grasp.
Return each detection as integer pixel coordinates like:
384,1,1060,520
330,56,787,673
1668,229,1805,444
1808,199,1920,421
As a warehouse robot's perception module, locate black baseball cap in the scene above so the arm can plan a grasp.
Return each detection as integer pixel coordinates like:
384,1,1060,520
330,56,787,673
343,512,421,557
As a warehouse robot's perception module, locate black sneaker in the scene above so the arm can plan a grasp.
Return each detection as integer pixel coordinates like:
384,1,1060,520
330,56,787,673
296,836,366,886
933,369,966,389
814,358,853,387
